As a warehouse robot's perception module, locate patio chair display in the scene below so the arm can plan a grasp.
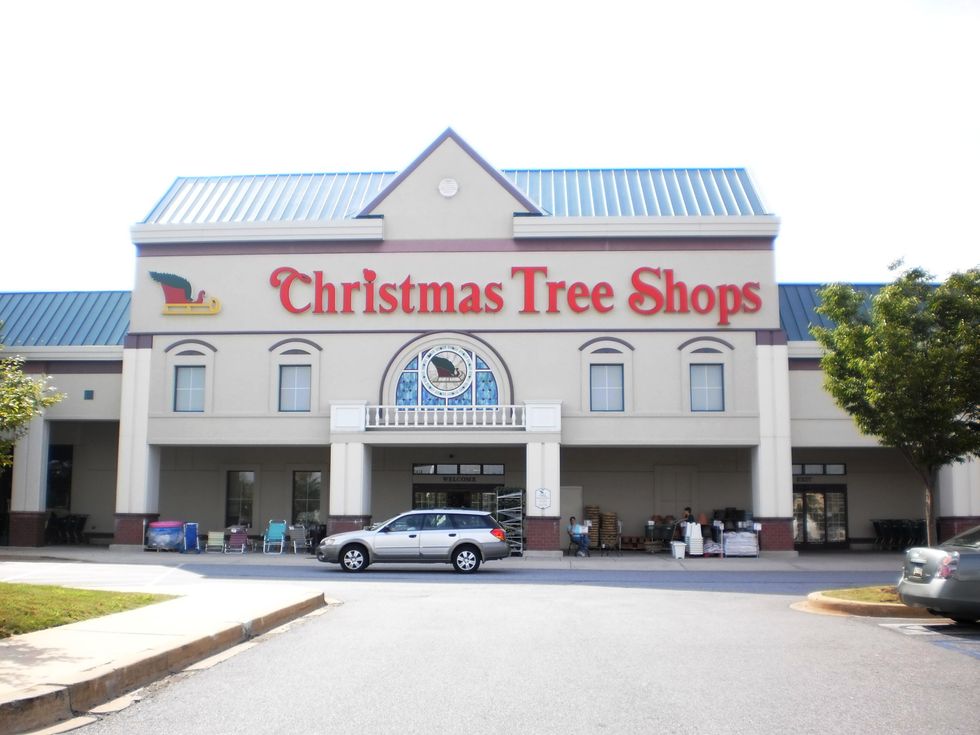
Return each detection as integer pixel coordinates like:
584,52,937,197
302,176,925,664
263,520,288,554
204,531,225,552
224,528,250,553
289,525,311,554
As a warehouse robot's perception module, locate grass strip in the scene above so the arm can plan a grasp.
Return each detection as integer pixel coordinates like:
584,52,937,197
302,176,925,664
821,585,900,604
0,582,174,638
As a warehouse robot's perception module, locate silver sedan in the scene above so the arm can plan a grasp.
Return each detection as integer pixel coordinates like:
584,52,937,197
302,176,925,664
897,524,980,624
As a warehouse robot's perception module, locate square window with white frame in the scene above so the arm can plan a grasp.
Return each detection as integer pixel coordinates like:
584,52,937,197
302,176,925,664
174,365,205,412
279,365,312,412
690,363,724,412
590,363,624,412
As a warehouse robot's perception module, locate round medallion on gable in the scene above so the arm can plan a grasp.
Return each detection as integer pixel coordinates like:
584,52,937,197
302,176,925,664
437,178,459,198
419,345,474,398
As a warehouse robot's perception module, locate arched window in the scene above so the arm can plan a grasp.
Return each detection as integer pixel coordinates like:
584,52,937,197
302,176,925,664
579,337,634,413
269,338,322,413
678,337,734,413
164,339,217,413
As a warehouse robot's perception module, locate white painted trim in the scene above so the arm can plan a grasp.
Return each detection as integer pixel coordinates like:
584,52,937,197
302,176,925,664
513,215,780,239
525,400,563,433
330,401,367,433
787,341,824,359
753,343,793,518
11,416,48,511
5,346,124,361
131,219,384,244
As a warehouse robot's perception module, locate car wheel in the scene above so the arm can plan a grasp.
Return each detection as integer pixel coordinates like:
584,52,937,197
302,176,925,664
452,545,481,573
341,544,369,572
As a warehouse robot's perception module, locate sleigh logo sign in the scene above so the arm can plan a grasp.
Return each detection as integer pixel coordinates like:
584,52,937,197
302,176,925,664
419,345,474,399
149,272,221,315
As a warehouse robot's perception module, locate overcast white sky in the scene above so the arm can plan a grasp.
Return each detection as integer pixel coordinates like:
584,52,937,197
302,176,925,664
1,0,977,292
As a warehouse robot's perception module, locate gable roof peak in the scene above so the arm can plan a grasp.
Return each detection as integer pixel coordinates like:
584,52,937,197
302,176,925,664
357,128,541,217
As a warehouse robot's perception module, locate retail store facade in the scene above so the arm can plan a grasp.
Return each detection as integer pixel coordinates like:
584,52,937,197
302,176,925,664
3,130,978,552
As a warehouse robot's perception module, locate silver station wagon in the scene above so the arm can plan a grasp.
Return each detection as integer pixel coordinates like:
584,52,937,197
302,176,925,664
315,509,509,573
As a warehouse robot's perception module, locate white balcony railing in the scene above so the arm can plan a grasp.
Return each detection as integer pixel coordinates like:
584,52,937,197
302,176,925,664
365,404,525,430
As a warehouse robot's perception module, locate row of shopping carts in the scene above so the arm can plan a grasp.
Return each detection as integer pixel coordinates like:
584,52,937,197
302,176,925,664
871,518,927,550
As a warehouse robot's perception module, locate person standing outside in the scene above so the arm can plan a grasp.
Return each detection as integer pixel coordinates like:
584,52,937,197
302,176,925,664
567,516,589,557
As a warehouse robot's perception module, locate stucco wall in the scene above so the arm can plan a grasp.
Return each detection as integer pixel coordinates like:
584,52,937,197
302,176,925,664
789,369,878,447
792,447,923,541
560,447,752,537
48,420,119,538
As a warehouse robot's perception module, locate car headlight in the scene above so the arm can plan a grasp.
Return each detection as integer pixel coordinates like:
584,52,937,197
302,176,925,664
321,537,339,547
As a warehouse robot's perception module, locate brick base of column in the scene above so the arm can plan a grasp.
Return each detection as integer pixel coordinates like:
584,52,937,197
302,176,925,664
113,513,159,546
753,517,794,551
327,515,372,536
525,516,560,551
937,516,980,543
8,511,47,547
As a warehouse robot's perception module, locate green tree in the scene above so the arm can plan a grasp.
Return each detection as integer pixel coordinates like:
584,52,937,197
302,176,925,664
0,334,64,468
811,265,980,546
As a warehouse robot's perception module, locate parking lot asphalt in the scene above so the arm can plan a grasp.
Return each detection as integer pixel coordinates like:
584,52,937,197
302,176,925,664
0,546,923,735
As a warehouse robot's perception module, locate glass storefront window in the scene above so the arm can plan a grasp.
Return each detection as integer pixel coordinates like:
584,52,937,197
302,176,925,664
292,470,321,524
225,471,254,527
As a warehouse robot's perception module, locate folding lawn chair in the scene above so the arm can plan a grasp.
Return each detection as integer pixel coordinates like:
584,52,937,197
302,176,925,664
224,528,250,553
289,525,311,554
204,530,225,552
263,520,288,554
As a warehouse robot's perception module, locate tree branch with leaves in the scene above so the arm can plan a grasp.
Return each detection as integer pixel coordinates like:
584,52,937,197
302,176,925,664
0,339,65,468
811,265,980,545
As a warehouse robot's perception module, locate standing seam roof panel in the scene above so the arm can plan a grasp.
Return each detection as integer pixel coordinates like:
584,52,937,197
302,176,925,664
141,168,770,224
0,292,130,347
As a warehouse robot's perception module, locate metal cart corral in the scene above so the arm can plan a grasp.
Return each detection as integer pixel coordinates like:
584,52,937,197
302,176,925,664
644,521,677,552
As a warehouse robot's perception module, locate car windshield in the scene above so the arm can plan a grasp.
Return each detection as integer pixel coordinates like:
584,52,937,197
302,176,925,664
943,525,980,550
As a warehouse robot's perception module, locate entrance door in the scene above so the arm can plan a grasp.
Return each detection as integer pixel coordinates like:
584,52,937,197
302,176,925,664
413,486,499,511
793,486,848,547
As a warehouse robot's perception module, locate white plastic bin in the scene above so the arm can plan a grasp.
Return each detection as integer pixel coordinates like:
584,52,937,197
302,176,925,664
671,541,686,559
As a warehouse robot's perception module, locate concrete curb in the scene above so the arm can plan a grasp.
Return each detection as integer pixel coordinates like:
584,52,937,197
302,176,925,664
0,593,327,735
796,591,930,618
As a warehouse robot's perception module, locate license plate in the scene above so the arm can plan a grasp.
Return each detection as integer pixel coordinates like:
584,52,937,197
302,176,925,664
911,564,923,578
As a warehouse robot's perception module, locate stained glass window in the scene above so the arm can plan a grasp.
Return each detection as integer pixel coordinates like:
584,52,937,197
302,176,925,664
395,346,498,407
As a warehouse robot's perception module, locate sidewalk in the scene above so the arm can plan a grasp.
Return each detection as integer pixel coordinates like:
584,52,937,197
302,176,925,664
0,546,911,735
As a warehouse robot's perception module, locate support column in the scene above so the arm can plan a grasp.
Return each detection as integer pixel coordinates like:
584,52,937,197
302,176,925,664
752,332,794,552
8,416,49,546
112,339,159,548
525,440,561,553
937,459,980,541
327,442,372,535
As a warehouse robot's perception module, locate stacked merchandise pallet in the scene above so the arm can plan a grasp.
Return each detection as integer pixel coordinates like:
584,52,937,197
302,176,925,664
599,512,619,553
723,531,759,556
584,504,601,549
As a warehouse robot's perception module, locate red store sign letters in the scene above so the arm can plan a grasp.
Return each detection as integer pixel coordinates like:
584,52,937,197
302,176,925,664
269,265,762,326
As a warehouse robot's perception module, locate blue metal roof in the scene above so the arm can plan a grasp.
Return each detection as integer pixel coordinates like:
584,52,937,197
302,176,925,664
778,284,883,341
142,173,399,225
142,168,769,225
0,292,130,347
503,168,767,217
